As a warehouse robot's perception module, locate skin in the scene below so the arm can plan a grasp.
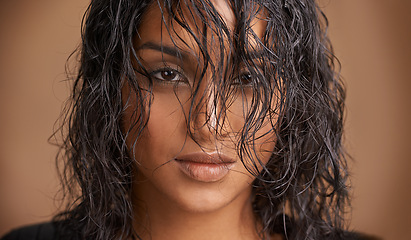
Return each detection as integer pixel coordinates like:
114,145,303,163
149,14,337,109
122,1,280,239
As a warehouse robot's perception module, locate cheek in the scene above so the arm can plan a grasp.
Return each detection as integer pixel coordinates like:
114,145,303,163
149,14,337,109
145,87,191,143
226,92,277,166
125,89,190,166
143,103,183,154
255,126,276,165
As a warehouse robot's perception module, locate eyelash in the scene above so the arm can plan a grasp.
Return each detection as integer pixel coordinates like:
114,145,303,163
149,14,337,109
150,67,188,85
232,71,254,87
148,66,260,87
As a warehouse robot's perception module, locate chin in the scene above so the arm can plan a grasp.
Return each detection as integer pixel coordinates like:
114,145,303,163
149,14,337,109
163,171,253,214
173,188,235,213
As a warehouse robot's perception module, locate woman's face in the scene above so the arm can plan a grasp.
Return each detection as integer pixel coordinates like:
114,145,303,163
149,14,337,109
123,1,277,213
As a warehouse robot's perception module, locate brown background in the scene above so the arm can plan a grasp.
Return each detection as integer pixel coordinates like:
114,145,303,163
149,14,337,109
0,0,410,239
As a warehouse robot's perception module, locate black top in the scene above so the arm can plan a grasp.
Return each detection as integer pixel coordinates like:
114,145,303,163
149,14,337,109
1,222,381,240
1,222,57,240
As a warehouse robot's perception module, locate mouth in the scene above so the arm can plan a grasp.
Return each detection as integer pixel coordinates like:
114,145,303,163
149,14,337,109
174,152,236,182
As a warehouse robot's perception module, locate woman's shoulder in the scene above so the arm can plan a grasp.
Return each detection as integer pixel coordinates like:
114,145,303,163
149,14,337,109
272,216,381,240
323,230,382,240
2,221,380,240
1,221,77,240
1,222,56,240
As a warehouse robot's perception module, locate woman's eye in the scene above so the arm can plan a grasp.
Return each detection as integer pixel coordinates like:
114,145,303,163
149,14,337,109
151,68,185,83
233,72,254,86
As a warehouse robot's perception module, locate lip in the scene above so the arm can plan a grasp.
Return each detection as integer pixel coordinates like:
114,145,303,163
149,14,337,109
174,152,236,182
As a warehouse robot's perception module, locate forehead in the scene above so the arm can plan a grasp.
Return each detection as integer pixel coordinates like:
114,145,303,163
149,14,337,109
134,0,267,54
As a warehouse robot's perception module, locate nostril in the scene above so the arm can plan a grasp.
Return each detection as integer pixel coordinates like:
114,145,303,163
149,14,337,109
188,111,231,144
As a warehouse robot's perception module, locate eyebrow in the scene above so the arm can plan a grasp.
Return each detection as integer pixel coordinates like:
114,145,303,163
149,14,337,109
136,42,190,60
136,41,268,64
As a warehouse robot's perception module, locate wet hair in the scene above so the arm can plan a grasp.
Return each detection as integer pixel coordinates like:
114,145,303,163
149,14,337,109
54,0,348,239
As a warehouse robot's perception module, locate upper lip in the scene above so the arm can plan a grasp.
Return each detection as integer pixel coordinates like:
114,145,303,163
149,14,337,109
175,152,235,164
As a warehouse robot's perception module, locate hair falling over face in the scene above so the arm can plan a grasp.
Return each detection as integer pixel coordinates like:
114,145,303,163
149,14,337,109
54,0,348,239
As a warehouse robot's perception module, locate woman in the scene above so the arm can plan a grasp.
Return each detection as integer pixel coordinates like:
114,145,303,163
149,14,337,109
1,0,373,239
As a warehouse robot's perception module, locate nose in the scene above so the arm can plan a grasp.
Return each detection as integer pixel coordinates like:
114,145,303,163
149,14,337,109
188,81,227,143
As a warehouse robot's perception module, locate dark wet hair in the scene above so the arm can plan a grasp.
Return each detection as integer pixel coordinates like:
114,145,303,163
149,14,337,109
54,0,348,239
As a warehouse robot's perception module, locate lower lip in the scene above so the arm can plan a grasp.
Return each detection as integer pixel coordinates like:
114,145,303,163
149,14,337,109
176,160,235,182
